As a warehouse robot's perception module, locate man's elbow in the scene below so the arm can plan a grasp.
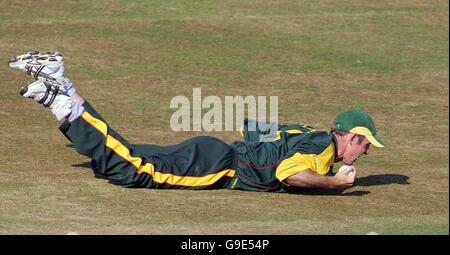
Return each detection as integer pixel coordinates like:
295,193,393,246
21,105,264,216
284,175,309,188
284,171,317,188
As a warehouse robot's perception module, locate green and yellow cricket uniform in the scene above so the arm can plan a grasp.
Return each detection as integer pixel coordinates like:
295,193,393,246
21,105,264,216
230,119,336,192
60,102,337,192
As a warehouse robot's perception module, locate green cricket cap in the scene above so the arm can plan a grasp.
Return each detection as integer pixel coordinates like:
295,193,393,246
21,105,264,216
333,109,385,148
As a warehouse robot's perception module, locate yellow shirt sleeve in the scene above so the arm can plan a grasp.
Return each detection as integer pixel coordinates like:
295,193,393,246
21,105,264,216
275,153,316,182
275,143,335,182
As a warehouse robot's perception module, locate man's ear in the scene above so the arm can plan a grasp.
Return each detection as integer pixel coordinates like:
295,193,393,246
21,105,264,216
348,133,358,144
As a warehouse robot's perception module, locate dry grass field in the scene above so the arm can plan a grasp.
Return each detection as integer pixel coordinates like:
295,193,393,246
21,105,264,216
0,0,448,234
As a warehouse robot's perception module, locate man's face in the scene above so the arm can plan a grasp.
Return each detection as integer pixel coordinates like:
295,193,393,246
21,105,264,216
341,134,371,165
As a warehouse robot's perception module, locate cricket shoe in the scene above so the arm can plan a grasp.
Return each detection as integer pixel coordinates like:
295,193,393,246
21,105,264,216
9,50,65,80
20,78,72,121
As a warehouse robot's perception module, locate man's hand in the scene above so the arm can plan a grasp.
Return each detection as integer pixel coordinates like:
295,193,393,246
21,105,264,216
334,165,357,188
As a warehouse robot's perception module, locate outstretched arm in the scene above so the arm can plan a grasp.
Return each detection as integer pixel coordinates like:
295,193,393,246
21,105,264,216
284,166,356,189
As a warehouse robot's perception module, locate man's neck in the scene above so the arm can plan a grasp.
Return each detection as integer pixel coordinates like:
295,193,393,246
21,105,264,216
331,132,344,163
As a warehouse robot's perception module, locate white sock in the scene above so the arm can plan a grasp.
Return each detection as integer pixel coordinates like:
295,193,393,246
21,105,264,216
50,95,72,121
68,101,85,122
62,77,77,97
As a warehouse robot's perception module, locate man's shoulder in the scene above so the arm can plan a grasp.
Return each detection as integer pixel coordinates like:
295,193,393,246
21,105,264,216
305,130,333,141
296,131,333,155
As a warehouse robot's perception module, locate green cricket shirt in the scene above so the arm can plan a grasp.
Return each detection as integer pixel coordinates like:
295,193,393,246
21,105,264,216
229,119,337,192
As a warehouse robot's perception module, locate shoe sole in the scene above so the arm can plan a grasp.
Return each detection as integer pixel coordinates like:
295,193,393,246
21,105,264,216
9,51,64,70
8,50,41,69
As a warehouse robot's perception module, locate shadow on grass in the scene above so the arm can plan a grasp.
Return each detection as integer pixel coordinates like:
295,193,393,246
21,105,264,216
286,174,409,196
355,174,410,186
286,188,370,196
70,161,409,196
71,161,123,185
71,161,91,168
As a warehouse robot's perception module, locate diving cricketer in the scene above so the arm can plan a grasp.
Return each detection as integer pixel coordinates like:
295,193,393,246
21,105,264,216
8,51,385,193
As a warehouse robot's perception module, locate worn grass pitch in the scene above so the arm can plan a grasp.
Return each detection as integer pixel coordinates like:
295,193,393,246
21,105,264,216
0,0,448,234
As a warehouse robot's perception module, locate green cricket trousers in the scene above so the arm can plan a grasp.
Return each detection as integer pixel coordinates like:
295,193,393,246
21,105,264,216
59,101,238,189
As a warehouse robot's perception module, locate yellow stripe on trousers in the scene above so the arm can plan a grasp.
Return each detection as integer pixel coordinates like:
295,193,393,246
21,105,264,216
81,112,236,186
